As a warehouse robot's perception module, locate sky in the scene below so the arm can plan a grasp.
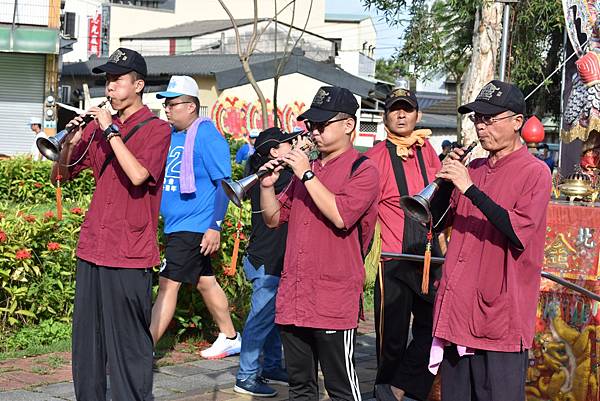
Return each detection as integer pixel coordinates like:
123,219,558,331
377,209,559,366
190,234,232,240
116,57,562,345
325,0,406,59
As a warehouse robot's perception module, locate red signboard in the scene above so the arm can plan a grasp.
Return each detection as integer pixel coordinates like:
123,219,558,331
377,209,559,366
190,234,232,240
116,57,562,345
543,203,600,280
88,13,102,56
526,202,600,401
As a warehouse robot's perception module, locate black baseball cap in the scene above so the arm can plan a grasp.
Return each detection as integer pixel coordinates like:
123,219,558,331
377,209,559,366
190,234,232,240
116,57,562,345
92,48,148,76
297,86,359,122
385,87,419,111
254,127,302,157
458,80,525,115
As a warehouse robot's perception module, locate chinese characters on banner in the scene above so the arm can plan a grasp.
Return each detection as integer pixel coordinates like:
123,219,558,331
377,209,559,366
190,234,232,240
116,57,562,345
526,203,600,401
543,203,600,280
88,13,102,56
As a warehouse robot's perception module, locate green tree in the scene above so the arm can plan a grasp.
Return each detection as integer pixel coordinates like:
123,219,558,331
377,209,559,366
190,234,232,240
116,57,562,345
397,0,477,137
364,0,565,135
375,58,409,83
508,0,564,119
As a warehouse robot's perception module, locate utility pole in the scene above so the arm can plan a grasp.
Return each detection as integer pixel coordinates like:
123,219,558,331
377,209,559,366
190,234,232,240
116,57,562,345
498,0,518,81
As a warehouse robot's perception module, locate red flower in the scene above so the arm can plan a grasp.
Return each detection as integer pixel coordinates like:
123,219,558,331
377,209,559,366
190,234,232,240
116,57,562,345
44,211,55,220
16,211,24,217
225,220,233,227
0,212,5,220
15,249,31,260
0,230,6,243
23,214,36,223
47,242,61,251
239,233,246,240
70,207,83,215
34,182,43,188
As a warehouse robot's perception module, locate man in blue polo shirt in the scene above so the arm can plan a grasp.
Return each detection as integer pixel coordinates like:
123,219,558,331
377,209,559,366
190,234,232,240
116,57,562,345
236,129,260,164
150,75,241,359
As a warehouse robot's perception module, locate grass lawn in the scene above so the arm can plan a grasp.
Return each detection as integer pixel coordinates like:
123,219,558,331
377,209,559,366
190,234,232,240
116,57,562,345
0,338,71,361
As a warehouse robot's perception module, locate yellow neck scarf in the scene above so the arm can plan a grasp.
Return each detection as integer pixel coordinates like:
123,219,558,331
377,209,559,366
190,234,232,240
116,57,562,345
385,128,432,160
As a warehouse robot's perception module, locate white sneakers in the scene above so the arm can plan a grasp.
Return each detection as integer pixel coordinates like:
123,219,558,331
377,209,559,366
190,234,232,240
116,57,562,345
200,332,242,359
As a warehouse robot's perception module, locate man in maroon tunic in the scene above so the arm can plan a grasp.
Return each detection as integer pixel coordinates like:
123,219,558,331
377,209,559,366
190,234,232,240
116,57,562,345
432,80,552,400
260,86,379,401
365,88,442,401
51,48,171,401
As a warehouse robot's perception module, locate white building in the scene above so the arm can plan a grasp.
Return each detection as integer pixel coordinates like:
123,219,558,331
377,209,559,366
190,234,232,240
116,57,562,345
61,0,376,78
120,19,335,62
62,0,324,62
311,13,376,79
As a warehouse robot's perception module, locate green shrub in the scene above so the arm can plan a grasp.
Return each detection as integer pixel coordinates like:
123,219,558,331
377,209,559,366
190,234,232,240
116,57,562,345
0,155,253,349
3,319,71,352
0,156,94,204
0,206,82,330
0,149,374,350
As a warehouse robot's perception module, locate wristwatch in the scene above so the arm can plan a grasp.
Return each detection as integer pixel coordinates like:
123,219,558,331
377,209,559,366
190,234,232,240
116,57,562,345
103,124,120,141
301,170,315,183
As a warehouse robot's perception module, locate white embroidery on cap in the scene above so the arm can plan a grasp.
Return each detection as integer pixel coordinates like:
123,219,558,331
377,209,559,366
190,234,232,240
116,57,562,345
313,88,330,105
109,49,128,63
477,83,502,101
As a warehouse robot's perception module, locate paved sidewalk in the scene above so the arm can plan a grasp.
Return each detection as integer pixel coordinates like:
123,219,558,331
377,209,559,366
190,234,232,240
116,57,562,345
0,316,392,400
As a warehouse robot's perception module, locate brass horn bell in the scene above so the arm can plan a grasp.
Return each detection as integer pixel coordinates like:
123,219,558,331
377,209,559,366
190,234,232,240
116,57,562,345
222,130,314,208
399,181,440,225
399,141,478,227
36,130,69,162
222,170,270,208
36,98,110,162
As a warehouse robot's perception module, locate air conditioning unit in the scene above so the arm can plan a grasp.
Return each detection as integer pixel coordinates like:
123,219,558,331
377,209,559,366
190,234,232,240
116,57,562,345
61,12,77,38
60,85,71,104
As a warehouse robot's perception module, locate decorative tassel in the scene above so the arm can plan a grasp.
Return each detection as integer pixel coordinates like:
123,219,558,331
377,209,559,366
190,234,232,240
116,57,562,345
224,208,243,276
421,223,433,295
56,175,63,221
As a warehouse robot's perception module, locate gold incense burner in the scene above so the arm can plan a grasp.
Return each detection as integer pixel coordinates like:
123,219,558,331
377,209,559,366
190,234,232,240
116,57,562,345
558,170,598,204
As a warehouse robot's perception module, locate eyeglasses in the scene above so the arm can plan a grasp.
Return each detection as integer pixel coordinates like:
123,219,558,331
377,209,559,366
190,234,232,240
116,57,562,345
468,113,517,125
163,101,192,109
305,117,350,133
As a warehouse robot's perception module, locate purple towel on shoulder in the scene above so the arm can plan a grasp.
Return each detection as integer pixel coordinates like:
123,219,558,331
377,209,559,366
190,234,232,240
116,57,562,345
180,117,211,194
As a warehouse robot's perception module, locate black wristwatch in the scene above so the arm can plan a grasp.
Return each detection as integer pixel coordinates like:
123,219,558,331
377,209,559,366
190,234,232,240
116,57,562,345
102,123,120,140
301,170,315,183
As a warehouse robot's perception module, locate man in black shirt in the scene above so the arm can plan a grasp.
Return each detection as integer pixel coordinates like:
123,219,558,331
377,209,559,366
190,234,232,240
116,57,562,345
439,140,452,161
234,127,298,397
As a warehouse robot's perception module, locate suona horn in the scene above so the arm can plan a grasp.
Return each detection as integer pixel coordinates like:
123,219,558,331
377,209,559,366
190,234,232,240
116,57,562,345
399,141,478,226
222,132,314,208
36,98,110,162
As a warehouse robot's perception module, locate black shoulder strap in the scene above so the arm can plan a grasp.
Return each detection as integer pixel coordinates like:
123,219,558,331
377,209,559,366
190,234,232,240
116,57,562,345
351,155,369,177
415,147,429,187
386,140,429,196
350,154,370,260
99,116,158,178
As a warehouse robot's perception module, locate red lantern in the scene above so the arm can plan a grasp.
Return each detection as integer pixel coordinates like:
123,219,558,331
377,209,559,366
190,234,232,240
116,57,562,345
522,115,545,144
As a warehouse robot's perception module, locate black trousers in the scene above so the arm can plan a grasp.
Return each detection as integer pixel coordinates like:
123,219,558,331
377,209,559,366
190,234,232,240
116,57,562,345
72,259,154,401
279,325,362,401
441,346,528,401
374,260,435,401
